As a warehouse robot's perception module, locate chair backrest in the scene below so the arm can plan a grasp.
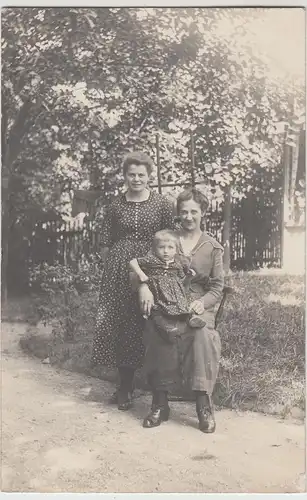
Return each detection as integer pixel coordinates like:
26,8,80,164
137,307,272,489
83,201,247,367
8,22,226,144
214,285,234,329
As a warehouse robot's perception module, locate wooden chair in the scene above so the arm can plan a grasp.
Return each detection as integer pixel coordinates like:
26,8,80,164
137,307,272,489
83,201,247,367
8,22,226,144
214,285,234,329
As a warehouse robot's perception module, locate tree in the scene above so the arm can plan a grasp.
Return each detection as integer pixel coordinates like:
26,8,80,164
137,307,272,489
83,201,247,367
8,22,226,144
2,7,304,296
2,7,223,298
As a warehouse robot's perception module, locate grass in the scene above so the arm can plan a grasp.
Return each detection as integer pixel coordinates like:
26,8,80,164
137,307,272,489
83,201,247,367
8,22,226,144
216,271,305,416
7,270,305,418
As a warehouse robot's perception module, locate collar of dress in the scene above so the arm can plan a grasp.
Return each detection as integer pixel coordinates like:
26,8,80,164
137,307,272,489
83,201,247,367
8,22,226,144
178,231,213,257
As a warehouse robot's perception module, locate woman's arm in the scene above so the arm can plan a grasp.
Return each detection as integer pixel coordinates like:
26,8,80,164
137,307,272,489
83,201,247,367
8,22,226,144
190,248,224,314
129,258,149,283
161,196,175,230
99,205,113,261
201,248,224,309
138,283,155,317
129,260,155,316
101,246,110,265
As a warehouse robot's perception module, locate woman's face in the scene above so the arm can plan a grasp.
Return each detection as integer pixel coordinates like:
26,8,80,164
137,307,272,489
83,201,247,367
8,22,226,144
125,164,149,192
178,198,203,232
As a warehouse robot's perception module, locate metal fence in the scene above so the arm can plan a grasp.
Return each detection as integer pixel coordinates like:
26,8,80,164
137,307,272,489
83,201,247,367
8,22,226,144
7,186,282,295
26,196,281,269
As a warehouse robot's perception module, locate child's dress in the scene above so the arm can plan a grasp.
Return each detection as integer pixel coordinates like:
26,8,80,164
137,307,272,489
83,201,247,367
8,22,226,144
137,251,192,318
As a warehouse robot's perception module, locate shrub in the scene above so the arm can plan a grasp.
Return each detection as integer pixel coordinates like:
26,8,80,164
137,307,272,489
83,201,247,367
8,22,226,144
29,256,101,341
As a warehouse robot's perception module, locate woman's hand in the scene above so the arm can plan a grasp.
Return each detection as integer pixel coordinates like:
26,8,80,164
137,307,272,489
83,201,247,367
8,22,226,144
100,247,109,266
189,300,205,315
138,283,154,317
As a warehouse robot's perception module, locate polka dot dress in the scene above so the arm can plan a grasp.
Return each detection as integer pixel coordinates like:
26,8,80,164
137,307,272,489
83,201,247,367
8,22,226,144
91,191,174,369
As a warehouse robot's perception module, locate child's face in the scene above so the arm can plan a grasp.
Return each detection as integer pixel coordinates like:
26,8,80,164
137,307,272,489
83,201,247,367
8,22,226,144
155,238,177,262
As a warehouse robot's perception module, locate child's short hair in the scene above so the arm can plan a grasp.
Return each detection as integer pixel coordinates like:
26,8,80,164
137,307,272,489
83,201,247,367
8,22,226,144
152,229,179,249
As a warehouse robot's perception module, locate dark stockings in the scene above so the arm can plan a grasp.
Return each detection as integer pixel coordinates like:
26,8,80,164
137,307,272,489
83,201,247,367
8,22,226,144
143,390,170,427
194,390,216,433
118,367,135,402
194,390,210,411
152,390,168,409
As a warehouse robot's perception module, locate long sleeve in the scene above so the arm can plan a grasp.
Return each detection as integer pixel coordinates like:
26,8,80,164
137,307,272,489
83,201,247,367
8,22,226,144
201,248,224,310
161,197,175,230
129,252,156,290
100,205,113,249
136,254,152,273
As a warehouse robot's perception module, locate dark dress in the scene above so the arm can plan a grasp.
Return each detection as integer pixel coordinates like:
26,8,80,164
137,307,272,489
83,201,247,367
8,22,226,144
137,252,191,317
91,191,174,369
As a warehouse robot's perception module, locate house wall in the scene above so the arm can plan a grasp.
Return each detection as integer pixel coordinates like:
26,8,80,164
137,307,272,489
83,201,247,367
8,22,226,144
282,225,305,274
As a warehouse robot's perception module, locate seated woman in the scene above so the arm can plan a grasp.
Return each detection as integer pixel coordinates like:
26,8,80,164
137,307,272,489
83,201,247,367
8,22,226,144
137,188,224,433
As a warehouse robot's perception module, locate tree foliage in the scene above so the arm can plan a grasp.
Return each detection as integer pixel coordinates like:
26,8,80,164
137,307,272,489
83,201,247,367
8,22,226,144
1,7,304,219
2,7,304,297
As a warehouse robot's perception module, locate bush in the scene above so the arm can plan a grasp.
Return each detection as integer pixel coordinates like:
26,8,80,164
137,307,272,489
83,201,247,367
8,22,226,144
29,257,101,342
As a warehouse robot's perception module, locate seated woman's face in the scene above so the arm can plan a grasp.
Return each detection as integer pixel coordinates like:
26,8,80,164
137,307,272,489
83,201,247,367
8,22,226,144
125,164,149,192
178,199,202,232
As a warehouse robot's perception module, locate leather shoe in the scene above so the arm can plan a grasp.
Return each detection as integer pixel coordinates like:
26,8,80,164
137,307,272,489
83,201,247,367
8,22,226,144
143,406,170,428
197,407,216,433
117,391,133,411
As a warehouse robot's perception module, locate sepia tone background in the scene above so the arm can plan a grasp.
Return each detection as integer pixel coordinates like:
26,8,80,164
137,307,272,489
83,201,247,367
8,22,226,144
1,6,305,493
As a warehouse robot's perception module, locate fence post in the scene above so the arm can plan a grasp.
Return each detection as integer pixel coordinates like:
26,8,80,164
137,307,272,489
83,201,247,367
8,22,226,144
244,191,257,269
222,185,232,274
155,133,162,194
1,175,9,305
280,125,290,268
190,132,196,187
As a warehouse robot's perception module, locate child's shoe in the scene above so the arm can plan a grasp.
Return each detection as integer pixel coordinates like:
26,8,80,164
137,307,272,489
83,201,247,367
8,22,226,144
189,314,206,329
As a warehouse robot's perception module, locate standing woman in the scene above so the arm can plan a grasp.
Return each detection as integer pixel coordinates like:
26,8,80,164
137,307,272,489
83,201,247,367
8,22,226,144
138,188,224,433
91,152,174,410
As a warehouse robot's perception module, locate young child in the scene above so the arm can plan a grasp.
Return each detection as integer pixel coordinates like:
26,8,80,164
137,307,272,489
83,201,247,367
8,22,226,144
129,229,208,343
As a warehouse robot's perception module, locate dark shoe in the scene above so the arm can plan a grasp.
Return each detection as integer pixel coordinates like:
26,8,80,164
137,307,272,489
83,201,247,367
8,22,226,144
117,391,133,411
109,391,118,404
197,407,216,433
189,314,206,329
116,366,135,410
109,390,135,405
143,405,170,428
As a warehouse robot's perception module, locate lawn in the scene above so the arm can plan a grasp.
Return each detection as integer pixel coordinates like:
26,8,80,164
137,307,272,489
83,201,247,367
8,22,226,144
216,271,305,416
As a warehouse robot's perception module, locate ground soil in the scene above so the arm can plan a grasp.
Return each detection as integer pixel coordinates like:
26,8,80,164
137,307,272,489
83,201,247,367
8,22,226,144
1,322,306,493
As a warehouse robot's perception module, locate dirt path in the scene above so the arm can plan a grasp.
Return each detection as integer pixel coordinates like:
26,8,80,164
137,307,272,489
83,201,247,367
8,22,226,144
1,322,305,493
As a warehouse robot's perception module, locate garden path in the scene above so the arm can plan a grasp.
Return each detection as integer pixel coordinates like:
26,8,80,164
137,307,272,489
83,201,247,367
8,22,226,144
1,322,305,493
